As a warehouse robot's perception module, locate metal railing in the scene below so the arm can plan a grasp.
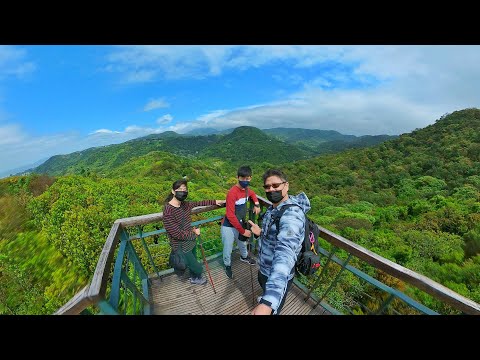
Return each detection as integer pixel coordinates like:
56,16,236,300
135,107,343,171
55,203,223,315
56,197,480,315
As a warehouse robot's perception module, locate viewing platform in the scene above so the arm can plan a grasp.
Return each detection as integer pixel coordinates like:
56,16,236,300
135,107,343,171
56,196,480,316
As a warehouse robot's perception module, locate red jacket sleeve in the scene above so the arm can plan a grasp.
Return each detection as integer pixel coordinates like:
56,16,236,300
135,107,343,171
225,188,246,234
249,189,259,205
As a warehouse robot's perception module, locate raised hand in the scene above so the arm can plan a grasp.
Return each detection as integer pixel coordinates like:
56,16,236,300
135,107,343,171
247,220,261,237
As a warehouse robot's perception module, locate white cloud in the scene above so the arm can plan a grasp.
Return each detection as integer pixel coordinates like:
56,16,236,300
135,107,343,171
157,45,480,135
102,45,480,133
3,45,480,175
105,45,340,82
144,98,170,112
90,129,121,134
197,110,229,124
0,45,36,80
0,123,25,145
156,114,173,125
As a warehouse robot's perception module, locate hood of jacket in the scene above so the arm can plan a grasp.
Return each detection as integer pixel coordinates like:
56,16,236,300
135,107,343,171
277,192,311,214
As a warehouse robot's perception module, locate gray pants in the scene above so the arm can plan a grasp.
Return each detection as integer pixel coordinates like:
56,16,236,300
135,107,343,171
221,225,248,266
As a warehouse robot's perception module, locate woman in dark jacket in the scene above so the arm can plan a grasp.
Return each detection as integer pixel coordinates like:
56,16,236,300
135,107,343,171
163,179,225,284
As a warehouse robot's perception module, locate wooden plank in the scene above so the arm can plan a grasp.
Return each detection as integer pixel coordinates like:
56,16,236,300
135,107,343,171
148,253,325,315
284,297,302,315
282,292,301,315
291,292,312,315
154,296,204,315
88,222,122,301
116,204,222,227
54,285,92,315
152,256,248,314
198,274,255,313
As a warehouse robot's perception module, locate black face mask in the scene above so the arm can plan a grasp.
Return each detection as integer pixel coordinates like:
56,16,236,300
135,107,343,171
174,191,188,201
266,190,283,204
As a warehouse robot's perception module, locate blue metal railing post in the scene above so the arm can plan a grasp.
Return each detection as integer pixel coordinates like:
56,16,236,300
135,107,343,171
305,246,337,302
314,253,352,309
137,225,161,278
375,293,396,315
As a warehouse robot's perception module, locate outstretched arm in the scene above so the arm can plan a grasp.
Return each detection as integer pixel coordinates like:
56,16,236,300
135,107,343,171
262,207,304,314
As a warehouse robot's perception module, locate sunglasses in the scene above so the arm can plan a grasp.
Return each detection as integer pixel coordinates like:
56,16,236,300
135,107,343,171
263,181,286,190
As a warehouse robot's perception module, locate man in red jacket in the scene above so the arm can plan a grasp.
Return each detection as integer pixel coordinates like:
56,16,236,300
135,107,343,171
221,165,261,279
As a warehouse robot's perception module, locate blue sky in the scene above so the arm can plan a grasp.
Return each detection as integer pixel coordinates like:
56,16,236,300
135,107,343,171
1,45,480,176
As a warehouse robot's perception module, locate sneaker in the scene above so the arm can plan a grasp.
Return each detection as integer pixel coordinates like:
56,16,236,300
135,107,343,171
225,265,233,279
189,276,207,285
240,255,256,266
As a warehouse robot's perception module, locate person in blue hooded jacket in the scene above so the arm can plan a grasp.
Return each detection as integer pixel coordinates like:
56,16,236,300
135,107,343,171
248,168,310,315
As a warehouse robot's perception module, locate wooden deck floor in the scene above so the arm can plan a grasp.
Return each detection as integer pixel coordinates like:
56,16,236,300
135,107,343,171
149,251,330,315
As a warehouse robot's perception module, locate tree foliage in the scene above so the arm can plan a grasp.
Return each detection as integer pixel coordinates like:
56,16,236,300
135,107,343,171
2,108,480,313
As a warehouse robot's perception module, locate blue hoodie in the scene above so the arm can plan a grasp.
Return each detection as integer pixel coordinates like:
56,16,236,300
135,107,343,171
258,192,311,314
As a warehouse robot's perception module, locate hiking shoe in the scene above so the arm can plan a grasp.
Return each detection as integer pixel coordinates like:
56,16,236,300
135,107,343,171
189,276,207,285
240,255,256,266
225,265,233,279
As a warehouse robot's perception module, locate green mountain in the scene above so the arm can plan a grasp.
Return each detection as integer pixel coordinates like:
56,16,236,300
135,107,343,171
286,108,480,196
3,108,480,314
198,126,315,164
34,133,221,176
263,127,396,153
32,126,316,176
316,134,396,154
32,125,393,177
264,127,355,146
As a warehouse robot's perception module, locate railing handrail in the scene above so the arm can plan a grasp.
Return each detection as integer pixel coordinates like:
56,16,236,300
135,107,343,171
54,284,92,315
255,195,480,315
114,204,221,227
57,197,480,315
317,224,480,314
55,204,223,315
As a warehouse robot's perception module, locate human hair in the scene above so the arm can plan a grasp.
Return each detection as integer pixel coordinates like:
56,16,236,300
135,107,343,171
237,165,252,178
164,179,188,204
262,169,287,183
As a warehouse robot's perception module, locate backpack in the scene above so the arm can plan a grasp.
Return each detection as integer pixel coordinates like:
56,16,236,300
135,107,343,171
169,247,186,272
269,204,321,276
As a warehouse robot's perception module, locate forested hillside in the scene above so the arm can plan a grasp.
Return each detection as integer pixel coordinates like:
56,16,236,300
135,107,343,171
199,126,315,164
33,133,221,176
283,108,480,310
1,108,479,314
30,126,392,176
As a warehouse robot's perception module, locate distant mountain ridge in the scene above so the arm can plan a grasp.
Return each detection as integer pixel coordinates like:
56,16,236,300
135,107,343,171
0,157,50,179
31,126,395,176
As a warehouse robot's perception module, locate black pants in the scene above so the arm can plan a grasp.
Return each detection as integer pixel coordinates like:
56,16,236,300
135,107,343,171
172,245,203,278
257,271,294,315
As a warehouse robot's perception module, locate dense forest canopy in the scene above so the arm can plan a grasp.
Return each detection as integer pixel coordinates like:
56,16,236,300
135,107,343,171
1,108,479,314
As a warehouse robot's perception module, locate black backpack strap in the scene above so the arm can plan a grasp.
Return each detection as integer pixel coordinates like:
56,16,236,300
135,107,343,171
268,203,310,253
243,188,249,224
268,204,301,235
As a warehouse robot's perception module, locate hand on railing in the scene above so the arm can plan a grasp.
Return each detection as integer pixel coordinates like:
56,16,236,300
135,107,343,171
216,200,226,207
238,229,252,242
